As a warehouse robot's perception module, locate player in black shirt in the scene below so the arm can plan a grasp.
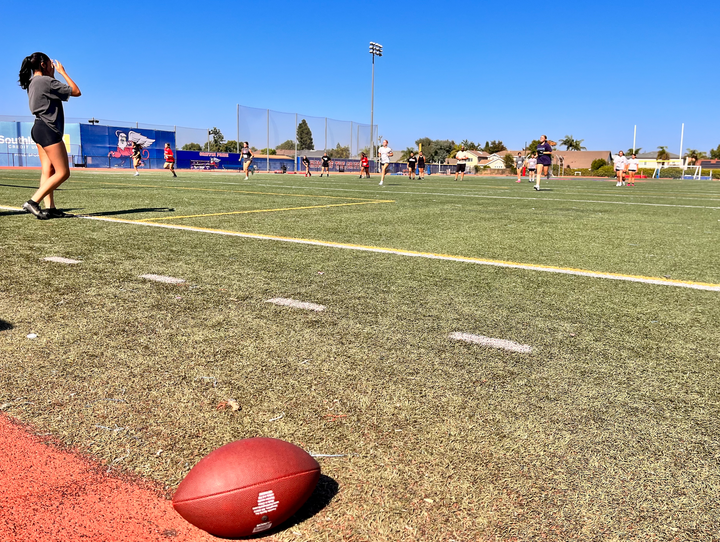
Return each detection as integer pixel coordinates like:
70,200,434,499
241,142,254,180
417,152,426,179
320,153,330,177
132,142,143,176
302,155,311,177
407,152,417,180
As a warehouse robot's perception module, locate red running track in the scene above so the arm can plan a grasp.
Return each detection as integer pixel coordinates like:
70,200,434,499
0,414,235,542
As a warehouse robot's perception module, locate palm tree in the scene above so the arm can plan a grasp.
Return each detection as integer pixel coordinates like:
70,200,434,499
685,149,707,165
399,147,417,161
656,146,670,161
626,148,642,156
559,135,586,151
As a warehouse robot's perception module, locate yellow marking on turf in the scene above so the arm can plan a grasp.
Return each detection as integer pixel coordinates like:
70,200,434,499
67,180,379,201
139,200,394,221
2,203,717,291
71,213,720,292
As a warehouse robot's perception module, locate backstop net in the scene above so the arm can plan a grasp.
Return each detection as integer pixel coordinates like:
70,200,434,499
236,105,377,158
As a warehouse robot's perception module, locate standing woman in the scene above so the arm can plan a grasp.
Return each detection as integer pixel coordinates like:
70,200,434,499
515,152,525,183
527,153,537,184
241,142,254,180
18,52,81,219
535,135,553,191
417,151,426,180
613,150,627,187
626,153,639,187
132,141,143,176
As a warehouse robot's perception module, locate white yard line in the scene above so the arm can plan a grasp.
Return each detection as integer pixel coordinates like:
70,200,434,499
43,257,81,264
265,297,326,312
449,332,533,353
139,274,186,284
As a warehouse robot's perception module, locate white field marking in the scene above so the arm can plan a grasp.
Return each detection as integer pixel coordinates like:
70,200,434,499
139,274,186,284
75,215,720,291
449,332,533,354
265,297,326,312
43,256,81,264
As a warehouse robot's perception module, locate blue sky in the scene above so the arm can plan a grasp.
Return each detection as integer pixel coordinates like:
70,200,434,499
2,0,718,154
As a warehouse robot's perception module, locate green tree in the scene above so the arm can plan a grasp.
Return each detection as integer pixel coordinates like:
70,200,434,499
297,119,314,150
432,140,455,163
656,146,670,161
483,140,507,154
710,145,720,159
503,154,516,170
559,135,586,151
415,137,434,159
202,127,226,152
257,148,277,155
591,158,607,171
685,149,707,164
327,143,350,159
399,147,417,161
526,139,540,154
222,140,239,153
626,148,642,156
182,142,202,151
460,139,479,151
276,139,295,151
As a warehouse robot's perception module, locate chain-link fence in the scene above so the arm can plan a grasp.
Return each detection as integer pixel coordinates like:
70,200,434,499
236,104,377,159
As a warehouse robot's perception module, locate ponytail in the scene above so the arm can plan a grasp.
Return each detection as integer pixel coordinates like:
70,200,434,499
18,52,50,90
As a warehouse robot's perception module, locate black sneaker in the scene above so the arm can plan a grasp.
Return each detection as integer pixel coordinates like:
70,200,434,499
46,208,75,219
23,200,50,220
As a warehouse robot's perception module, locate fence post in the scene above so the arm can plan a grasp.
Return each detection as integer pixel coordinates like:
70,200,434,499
266,109,270,172
324,118,327,153
294,113,298,172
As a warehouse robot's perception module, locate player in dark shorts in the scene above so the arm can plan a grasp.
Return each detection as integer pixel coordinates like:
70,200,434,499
535,135,553,191
359,152,369,178
417,152,426,179
320,153,330,177
407,152,417,179
454,145,469,181
132,141,143,176
241,142,254,179
18,52,81,219
302,155,311,177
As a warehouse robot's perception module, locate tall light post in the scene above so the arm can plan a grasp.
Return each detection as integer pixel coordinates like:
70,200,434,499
369,42,383,167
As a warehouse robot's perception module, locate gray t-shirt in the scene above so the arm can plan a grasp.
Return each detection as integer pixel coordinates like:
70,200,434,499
28,75,72,134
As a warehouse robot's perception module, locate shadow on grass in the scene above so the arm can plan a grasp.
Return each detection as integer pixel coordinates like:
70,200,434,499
0,320,14,331
0,184,43,190
244,474,339,540
0,210,25,217
83,207,175,217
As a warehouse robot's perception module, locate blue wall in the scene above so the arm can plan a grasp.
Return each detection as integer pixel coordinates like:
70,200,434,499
80,124,175,169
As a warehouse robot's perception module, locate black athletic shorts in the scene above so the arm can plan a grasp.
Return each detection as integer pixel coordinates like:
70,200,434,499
31,119,63,148
456,163,466,173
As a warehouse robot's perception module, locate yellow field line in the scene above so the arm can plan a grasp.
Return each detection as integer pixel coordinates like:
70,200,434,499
3,203,718,291
79,214,720,292
139,200,395,221
67,180,379,201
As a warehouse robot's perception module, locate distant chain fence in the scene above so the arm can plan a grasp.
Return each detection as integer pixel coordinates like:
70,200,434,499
236,104,377,159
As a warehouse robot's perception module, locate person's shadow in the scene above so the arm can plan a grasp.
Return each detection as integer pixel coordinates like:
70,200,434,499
81,207,175,217
0,319,14,331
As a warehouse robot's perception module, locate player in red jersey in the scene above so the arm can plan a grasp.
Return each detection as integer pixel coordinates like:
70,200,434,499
163,143,177,177
359,152,369,178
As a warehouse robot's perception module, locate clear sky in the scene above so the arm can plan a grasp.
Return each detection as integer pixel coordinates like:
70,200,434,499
2,0,717,154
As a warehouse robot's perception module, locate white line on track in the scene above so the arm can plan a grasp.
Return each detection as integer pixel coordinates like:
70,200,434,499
43,257,81,264
449,332,532,353
265,297,326,312
139,274,186,284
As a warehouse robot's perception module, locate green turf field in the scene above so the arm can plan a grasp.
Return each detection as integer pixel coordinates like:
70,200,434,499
1,169,719,541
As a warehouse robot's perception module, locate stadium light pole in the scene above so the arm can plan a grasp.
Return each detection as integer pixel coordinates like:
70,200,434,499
369,42,383,167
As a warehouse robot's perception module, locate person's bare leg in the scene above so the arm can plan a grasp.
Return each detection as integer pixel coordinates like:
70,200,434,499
36,144,56,208
31,142,69,203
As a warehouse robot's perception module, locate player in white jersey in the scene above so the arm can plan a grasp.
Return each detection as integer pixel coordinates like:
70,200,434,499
378,140,393,186
454,145,469,181
614,150,628,186
526,154,537,183
626,153,639,186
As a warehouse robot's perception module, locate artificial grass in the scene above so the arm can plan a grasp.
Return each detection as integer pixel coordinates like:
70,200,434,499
1,169,719,541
